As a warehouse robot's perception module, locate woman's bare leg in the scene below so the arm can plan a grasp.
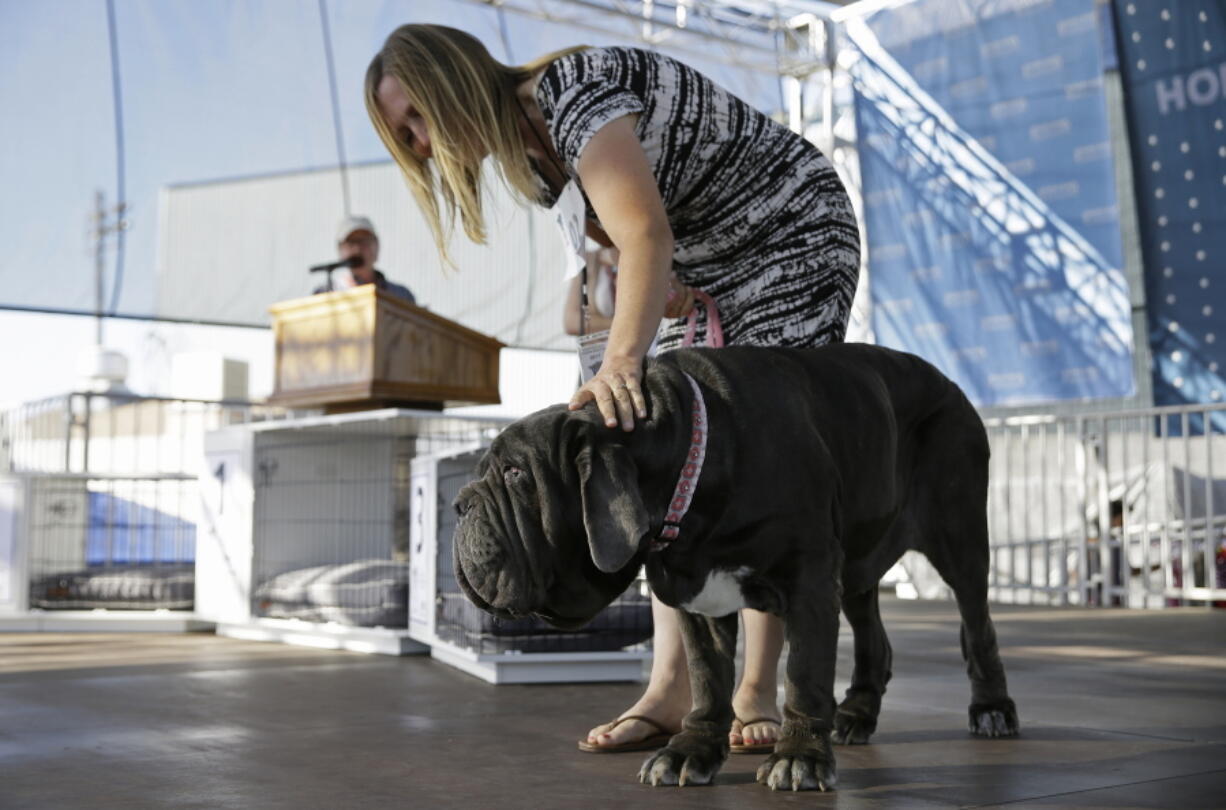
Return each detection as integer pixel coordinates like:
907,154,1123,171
730,608,784,746
585,593,691,746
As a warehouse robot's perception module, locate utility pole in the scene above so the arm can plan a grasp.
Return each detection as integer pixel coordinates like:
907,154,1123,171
82,189,131,395
91,188,128,345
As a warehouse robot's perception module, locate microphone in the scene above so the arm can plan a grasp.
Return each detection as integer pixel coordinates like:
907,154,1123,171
308,256,362,274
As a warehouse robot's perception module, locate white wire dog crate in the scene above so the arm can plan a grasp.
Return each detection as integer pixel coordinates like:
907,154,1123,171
0,392,283,631
409,446,652,684
0,473,209,631
196,409,511,655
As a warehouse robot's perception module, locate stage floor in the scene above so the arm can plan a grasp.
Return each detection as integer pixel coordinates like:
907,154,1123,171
2,595,1224,808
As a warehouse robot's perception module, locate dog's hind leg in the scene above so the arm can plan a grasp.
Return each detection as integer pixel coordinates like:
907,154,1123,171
833,584,892,745
937,566,1019,737
918,421,1019,738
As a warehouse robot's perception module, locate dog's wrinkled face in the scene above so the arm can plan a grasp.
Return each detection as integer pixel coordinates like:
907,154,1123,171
452,405,650,630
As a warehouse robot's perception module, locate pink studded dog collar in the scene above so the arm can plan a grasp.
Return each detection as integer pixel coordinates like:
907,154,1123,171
651,372,708,551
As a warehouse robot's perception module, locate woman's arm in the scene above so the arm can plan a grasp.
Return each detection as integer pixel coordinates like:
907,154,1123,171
586,221,614,248
569,115,673,430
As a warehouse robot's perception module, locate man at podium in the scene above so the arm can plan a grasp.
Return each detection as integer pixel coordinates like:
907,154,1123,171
315,215,417,303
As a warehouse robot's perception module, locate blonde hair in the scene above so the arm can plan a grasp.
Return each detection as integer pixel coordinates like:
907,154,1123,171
365,24,586,263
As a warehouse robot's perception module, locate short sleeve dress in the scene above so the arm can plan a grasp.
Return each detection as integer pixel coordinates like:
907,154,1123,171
533,46,860,350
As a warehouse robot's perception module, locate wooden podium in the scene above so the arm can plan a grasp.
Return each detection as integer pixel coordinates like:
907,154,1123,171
267,286,504,412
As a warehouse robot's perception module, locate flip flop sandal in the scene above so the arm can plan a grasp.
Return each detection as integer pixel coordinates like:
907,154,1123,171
577,714,677,753
729,716,782,754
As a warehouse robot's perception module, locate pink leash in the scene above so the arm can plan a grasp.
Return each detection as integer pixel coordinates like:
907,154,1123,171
681,290,724,349
652,292,719,550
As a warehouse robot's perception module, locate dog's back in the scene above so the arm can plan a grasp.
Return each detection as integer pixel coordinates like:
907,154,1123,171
655,343,988,591
656,342,984,473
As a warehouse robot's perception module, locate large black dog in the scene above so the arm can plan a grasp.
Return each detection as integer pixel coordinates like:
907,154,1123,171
453,344,1018,791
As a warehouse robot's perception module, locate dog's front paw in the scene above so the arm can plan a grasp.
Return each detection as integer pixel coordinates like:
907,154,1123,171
755,738,837,792
637,733,726,787
968,699,1019,738
833,690,881,745
832,710,876,745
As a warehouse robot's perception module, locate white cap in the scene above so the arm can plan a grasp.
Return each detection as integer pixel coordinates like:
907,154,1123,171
336,215,378,243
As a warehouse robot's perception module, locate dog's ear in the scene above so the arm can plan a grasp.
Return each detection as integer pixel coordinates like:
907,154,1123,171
577,442,649,573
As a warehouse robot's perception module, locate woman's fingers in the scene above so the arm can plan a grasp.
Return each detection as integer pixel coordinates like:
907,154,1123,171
569,377,619,428
629,378,647,422
611,376,637,431
663,283,696,318
569,385,595,411
597,379,622,428
568,370,645,430
678,287,695,317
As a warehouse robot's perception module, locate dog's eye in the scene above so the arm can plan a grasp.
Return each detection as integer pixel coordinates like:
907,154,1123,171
503,465,526,483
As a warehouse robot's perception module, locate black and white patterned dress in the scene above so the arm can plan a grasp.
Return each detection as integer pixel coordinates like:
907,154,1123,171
533,46,860,350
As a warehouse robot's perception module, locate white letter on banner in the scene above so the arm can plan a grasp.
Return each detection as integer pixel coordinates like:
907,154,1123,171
1187,67,1219,106
1155,75,1185,115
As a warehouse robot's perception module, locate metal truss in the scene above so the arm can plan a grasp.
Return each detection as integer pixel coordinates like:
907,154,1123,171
842,15,1134,388
465,0,849,76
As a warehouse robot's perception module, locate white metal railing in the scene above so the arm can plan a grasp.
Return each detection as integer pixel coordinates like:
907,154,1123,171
0,393,302,614
982,403,1226,608
1,391,298,476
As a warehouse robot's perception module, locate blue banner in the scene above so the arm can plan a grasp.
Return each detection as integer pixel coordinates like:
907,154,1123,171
1113,0,1226,429
849,0,1134,407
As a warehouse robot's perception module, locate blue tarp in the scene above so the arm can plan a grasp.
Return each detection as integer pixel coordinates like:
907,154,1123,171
853,0,1134,407
86,492,194,565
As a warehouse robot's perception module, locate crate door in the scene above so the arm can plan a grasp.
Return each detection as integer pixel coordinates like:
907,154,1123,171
408,459,437,643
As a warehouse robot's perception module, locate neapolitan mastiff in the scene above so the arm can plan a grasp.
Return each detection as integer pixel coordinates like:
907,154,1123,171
453,344,1019,792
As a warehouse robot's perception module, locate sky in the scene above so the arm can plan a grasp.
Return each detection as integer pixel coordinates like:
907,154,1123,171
0,0,786,407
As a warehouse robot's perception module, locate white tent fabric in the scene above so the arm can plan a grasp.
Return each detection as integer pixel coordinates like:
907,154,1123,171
157,160,573,349
2,0,783,335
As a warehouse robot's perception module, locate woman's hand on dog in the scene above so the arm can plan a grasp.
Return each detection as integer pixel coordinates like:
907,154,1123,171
569,354,646,431
570,275,695,430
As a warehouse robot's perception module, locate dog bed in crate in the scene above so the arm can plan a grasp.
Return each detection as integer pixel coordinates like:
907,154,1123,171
253,559,408,628
437,587,653,654
30,564,195,610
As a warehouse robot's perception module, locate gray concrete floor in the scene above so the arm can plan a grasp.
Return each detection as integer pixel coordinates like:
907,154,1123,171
1,596,1224,809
